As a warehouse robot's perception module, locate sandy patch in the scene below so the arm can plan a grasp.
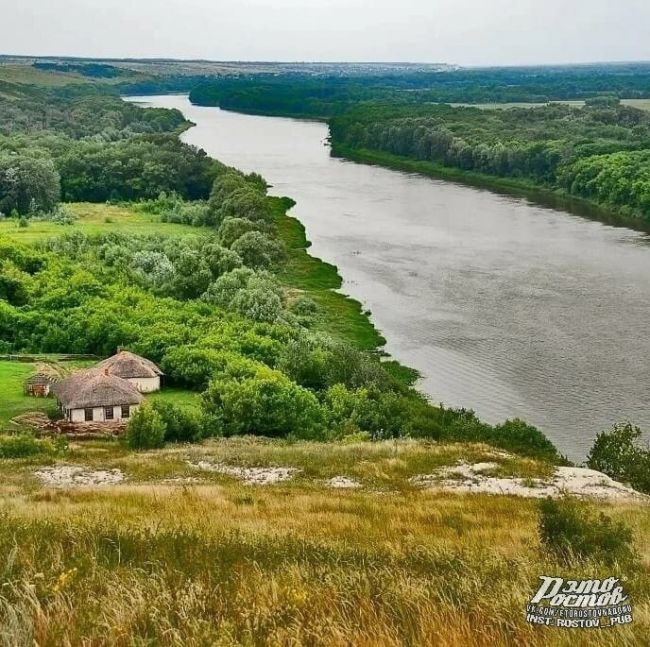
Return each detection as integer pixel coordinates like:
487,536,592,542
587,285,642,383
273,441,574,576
161,477,205,485
411,462,644,500
326,476,362,489
35,465,125,488
188,461,300,485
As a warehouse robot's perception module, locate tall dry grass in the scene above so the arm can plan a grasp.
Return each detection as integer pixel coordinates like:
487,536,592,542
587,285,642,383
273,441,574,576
0,439,647,645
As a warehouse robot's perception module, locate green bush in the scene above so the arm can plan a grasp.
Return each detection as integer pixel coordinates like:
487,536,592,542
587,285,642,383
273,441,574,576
151,401,203,444
0,433,67,459
587,422,650,494
440,412,564,463
202,366,325,439
539,497,636,565
123,404,167,450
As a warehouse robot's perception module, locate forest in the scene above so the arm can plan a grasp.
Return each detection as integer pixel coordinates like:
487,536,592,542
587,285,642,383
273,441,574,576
189,63,650,117
189,68,650,228
330,99,650,227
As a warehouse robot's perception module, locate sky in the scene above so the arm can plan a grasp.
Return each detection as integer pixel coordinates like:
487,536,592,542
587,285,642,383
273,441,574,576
1,0,649,67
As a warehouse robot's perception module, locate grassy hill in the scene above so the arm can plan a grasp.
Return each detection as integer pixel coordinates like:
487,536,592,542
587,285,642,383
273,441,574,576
0,437,647,645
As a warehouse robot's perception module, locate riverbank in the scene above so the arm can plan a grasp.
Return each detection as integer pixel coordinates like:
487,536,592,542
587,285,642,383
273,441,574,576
272,196,387,352
331,144,650,234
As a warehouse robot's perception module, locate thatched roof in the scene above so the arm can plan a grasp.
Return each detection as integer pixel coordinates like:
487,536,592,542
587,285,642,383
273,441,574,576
26,373,58,385
51,369,143,409
97,351,163,379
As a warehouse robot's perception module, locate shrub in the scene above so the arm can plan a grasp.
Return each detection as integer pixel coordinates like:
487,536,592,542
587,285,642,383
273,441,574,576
440,412,564,463
151,401,203,444
0,433,67,459
539,497,636,565
202,367,325,439
217,217,260,248
587,422,650,494
123,404,166,449
231,231,284,269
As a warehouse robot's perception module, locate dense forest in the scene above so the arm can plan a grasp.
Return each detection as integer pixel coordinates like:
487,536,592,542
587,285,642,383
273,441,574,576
189,63,650,118
0,80,562,461
0,87,220,214
331,99,650,227
190,67,650,228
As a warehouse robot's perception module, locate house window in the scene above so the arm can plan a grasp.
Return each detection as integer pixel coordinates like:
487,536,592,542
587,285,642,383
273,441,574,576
105,406,114,420
84,408,93,422
121,405,130,418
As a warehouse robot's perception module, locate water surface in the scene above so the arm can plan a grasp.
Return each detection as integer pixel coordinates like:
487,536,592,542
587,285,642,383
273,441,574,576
133,95,650,461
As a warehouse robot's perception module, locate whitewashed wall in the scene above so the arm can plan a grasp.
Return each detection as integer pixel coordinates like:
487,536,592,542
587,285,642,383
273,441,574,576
67,404,139,423
126,376,160,393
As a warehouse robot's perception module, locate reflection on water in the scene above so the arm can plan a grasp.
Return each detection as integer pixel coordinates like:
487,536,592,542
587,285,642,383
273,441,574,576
131,96,650,461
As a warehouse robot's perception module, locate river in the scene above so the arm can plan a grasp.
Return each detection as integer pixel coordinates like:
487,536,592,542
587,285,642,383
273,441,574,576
131,95,650,461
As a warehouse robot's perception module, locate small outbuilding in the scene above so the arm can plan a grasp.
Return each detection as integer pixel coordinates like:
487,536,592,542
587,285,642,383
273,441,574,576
96,351,163,393
25,373,57,397
51,369,143,424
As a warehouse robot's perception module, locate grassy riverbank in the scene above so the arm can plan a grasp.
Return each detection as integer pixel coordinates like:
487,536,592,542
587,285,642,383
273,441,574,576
273,197,386,351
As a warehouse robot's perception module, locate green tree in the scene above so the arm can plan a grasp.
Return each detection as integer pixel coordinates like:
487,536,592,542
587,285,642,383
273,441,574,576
123,404,166,449
202,367,325,439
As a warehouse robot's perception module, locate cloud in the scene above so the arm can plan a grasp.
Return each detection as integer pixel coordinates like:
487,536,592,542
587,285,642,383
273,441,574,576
0,0,648,65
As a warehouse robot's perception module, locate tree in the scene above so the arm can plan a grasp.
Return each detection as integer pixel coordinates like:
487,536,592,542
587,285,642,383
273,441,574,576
231,231,284,269
0,154,60,215
123,404,166,449
587,423,650,494
202,367,325,439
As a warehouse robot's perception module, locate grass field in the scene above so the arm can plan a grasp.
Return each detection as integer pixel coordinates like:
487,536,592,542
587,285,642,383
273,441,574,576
0,361,57,427
0,437,647,645
0,63,89,88
0,203,197,243
448,99,650,112
147,387,202,412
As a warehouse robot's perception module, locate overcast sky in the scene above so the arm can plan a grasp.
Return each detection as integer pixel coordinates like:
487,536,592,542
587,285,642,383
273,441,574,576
1,0,649,67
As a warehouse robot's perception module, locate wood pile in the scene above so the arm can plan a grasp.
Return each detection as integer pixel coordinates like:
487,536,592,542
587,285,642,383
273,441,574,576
11,412,127,439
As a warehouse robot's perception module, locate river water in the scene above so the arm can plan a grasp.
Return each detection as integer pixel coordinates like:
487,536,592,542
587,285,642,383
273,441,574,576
132,95,650,461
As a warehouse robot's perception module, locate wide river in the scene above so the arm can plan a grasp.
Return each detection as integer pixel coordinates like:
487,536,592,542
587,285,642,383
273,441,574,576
134,95,650,461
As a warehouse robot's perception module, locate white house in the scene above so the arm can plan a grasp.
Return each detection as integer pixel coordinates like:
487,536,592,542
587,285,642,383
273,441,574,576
96,351,163,393
52,369,143,424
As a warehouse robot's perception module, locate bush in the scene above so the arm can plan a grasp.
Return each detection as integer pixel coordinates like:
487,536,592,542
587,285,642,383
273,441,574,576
151,401,203,443
539,497,636,565
440,412,564,463
202,367,325,439
231,231,284,269
0,433,67,459
587,422,650,494
123,404,167,449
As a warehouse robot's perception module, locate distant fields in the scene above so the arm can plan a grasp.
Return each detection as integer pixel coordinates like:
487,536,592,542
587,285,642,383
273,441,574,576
448,98,650,111
0,63,89,88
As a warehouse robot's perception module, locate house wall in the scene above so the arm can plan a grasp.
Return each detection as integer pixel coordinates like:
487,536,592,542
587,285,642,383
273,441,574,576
126,376,160,393
67,403,139,423
27,384,50,397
